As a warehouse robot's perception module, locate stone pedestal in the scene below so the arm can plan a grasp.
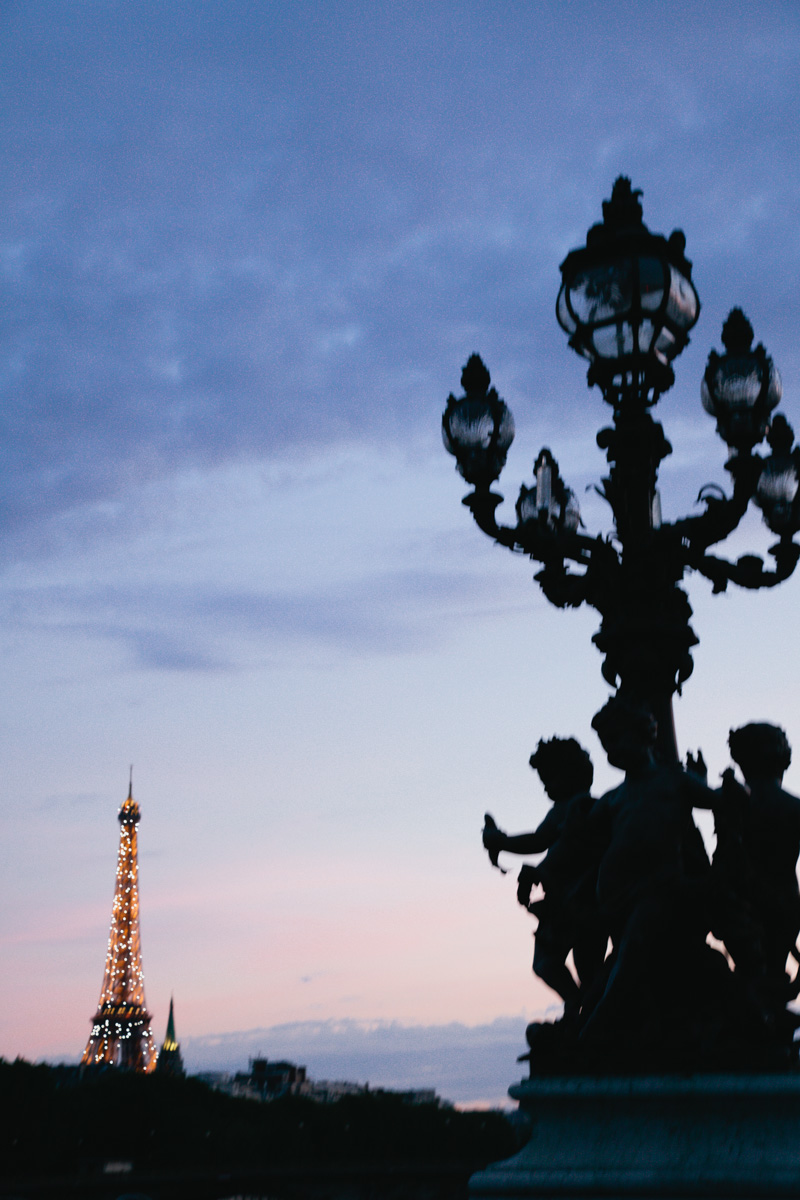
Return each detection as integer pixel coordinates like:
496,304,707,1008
470,1074,800,1198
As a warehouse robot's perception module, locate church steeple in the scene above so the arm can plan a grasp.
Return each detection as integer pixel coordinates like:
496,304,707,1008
164,996,177,1049
157,995,185,1076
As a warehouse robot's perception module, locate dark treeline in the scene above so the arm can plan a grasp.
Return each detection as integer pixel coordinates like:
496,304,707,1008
2,1058,516,1180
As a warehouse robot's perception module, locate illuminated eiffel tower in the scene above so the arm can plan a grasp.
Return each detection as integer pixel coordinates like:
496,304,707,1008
81,772,157,1071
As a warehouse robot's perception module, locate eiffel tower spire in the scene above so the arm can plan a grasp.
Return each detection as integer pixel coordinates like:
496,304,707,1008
81,774,157,1071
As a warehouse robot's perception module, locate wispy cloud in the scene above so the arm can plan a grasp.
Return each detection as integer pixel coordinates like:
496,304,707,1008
3,3,799,554
37,791,109,812
0,565,521,671
181,1016,542,1107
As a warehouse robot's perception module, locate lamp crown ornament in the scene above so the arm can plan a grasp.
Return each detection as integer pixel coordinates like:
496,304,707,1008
460,351,492,396
600,175,643,229
721,305,754,353
768,412,794,454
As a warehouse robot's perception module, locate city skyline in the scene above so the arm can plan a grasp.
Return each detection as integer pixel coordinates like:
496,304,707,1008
3,1,800,1107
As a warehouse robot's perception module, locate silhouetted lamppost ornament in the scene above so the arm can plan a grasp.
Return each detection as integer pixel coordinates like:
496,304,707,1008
457,173,800,1200
443,178,800,765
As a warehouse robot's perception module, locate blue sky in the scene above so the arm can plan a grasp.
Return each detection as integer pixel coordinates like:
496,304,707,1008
2,1,800,1105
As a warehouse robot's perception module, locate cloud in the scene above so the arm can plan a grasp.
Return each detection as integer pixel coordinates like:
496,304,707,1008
113,627,229,673
180,1016,542,1107
3,2,799,557
0,564,518,672
37,791,109,812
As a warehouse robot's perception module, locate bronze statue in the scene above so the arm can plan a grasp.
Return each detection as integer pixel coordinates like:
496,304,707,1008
483,738,606,1020
577,697,722,1057
715,724,800,1002
482,702,800,1070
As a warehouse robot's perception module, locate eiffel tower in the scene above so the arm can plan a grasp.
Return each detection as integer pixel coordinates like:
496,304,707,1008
81,772,157,1071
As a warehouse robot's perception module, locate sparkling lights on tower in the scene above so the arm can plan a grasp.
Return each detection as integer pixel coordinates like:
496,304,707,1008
81,773,157,1072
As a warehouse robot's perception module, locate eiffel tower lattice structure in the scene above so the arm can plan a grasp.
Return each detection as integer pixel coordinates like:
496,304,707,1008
81,774,157,1071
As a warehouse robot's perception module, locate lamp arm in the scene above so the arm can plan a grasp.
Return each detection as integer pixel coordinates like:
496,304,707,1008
666,453,762,556
534,559,591,609
690,538,800,594
463,489,520,550
534,533,620,613
463,488,595,567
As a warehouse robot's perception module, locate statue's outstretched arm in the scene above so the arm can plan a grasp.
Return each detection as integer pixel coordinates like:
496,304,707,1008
482,807,560,868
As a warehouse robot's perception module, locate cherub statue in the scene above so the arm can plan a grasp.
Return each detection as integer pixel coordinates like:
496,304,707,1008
482,737,606,1019
718,723,800,999
579,696,721,1054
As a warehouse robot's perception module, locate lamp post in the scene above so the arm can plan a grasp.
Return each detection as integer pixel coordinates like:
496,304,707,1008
443,177,800,763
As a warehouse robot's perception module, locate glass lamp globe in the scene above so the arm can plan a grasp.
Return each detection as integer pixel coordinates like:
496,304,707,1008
755,415,800,535
515,448,580,534
442,354,515,488
557,178,699,400
701,309,782,455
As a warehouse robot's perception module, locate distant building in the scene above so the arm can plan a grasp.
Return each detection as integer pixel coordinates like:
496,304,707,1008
192,1070,232,1089
233,1058,308,1101
197,1057,447,1107
156,996,185,1077
374,1087,442,1106
301,1077,369,1103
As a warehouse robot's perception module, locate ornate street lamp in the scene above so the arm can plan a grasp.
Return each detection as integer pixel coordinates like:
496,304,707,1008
701,307,782,456
556,178,699,404
443,177,800,763
756,415,800,536
441,353,515,490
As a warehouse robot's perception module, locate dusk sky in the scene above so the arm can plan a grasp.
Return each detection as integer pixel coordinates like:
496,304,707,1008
3,1,800,1106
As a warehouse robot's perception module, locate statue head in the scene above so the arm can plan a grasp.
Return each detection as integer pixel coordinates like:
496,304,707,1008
591,696,657,771
529,737,593,802
728,722,791,783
